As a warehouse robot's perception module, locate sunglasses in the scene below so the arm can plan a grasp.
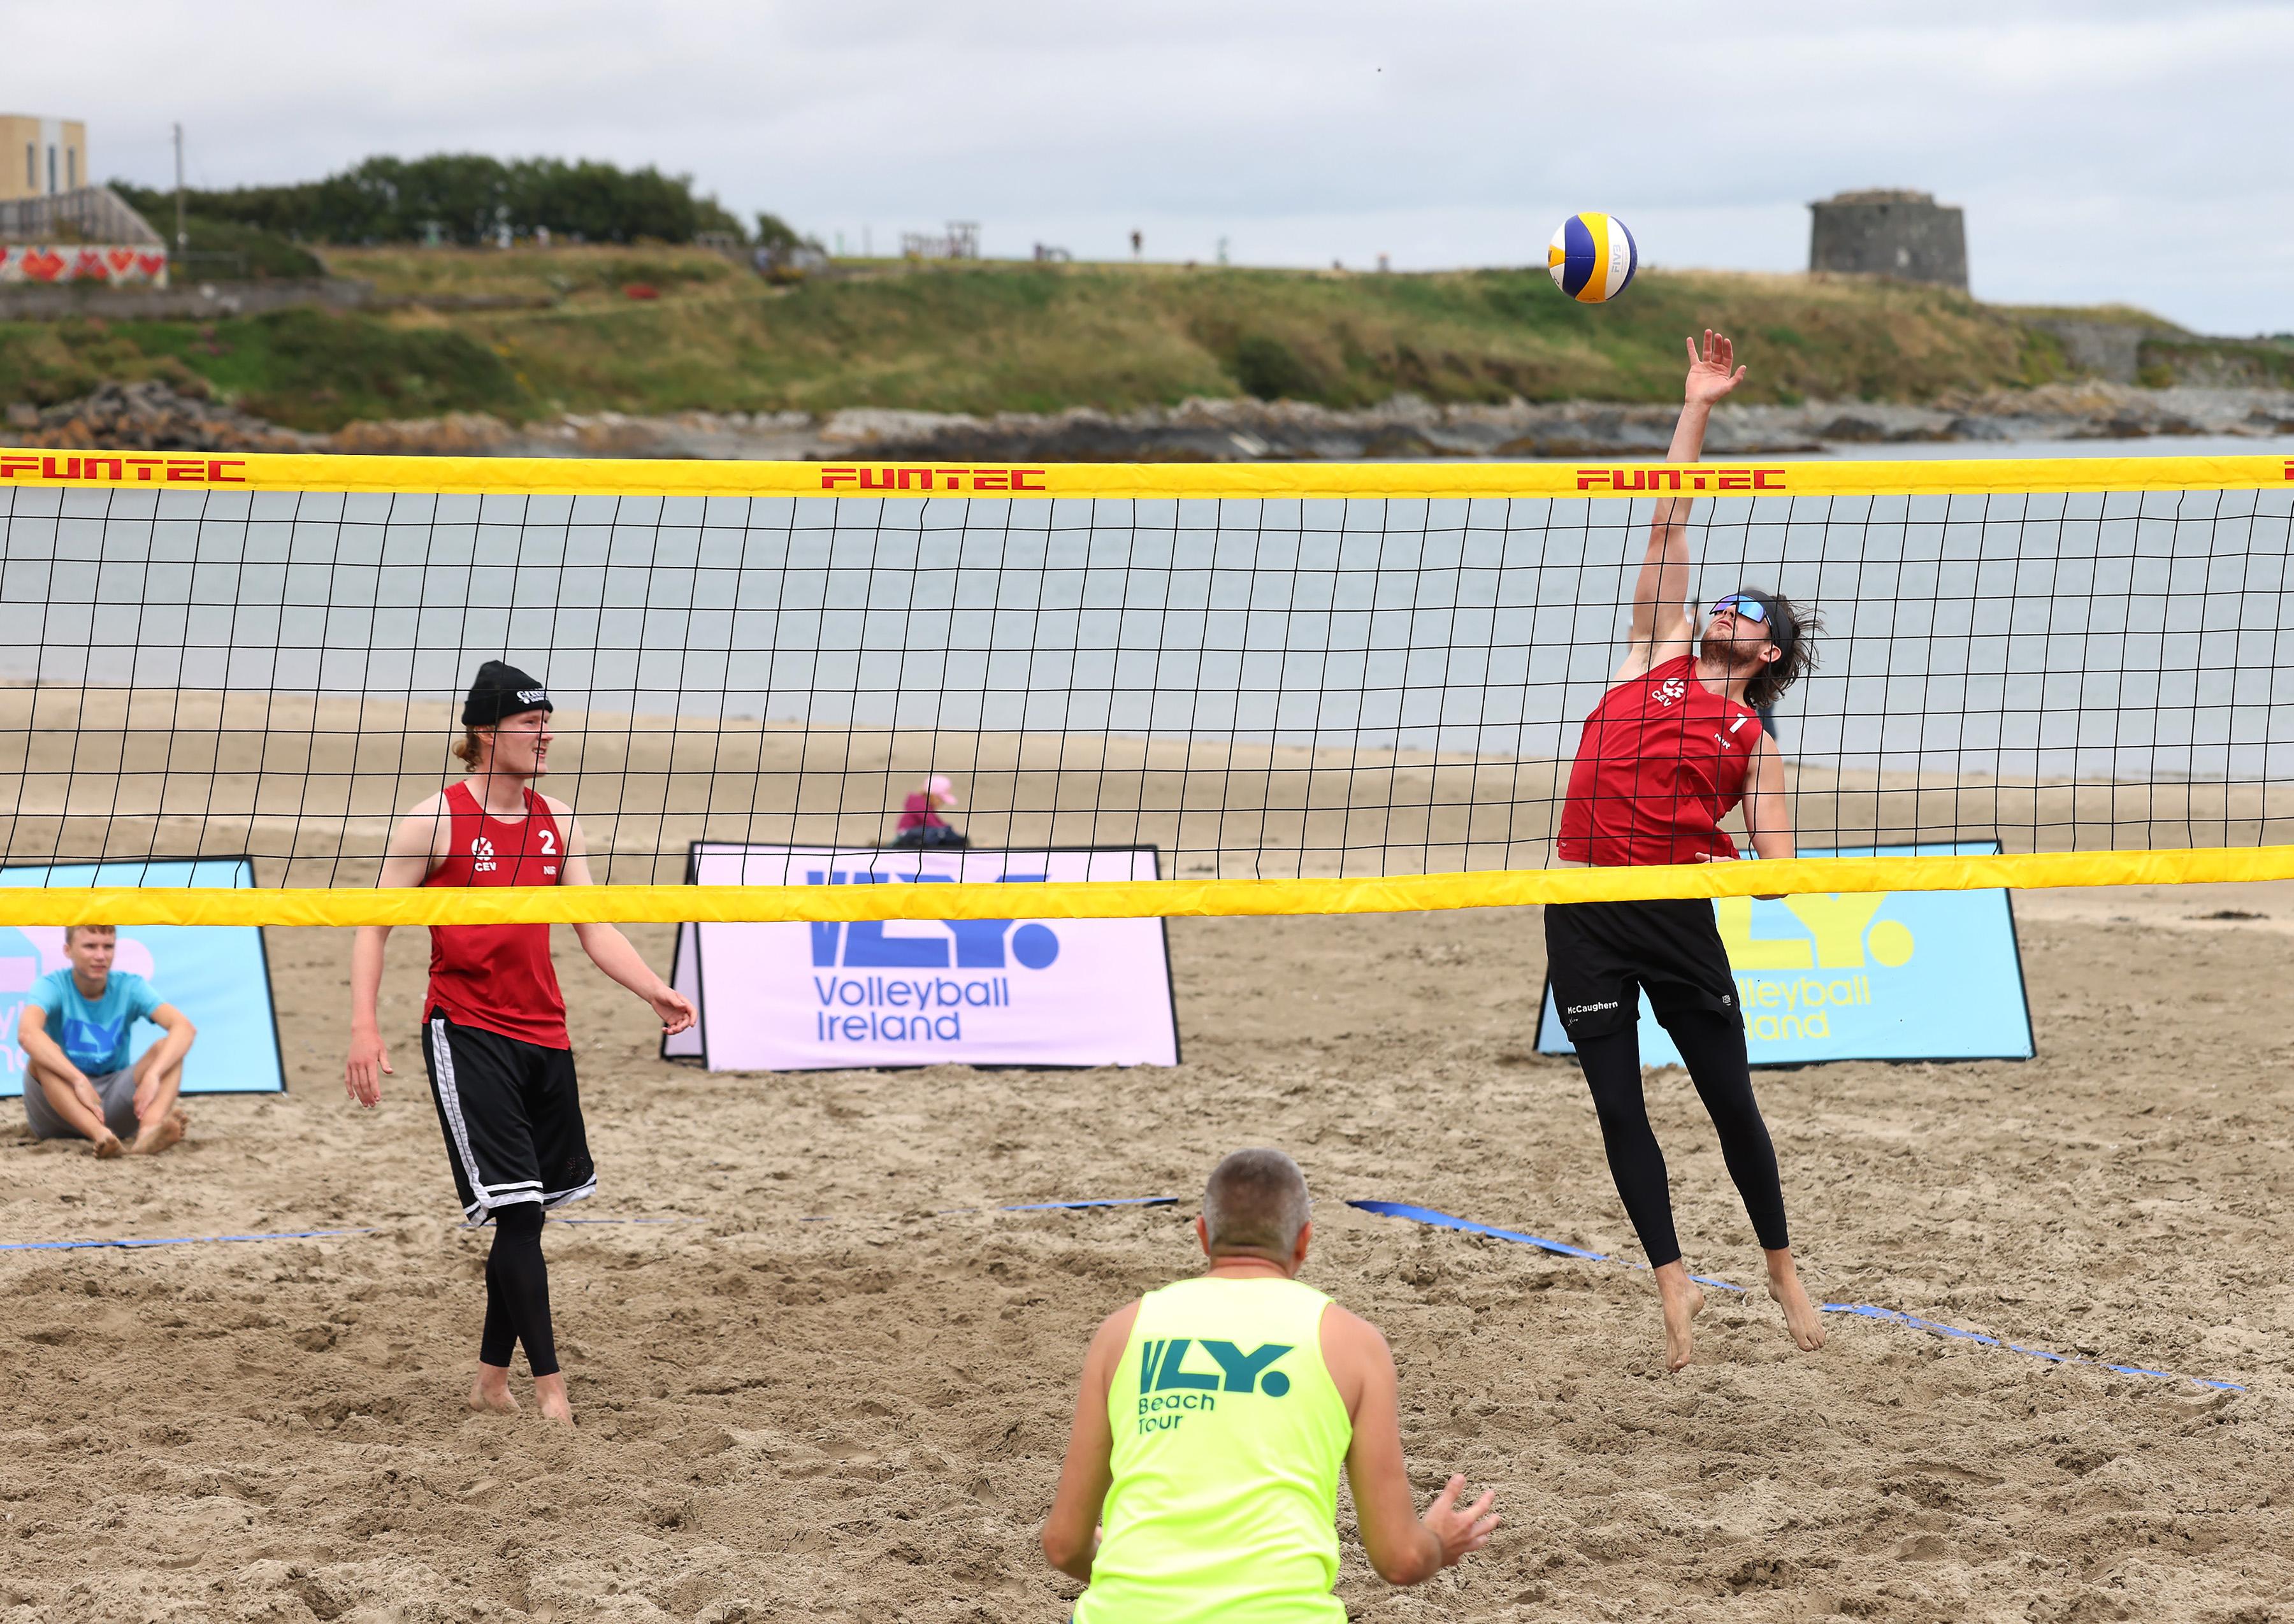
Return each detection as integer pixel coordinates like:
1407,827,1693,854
1708,594,1771,625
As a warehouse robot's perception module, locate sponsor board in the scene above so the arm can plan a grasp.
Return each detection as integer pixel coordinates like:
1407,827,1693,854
0,858,286,1100
666,844,1178,1071
1536,841,2034,1065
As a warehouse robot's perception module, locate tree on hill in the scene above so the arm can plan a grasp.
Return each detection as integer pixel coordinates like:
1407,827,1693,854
117,155,768,247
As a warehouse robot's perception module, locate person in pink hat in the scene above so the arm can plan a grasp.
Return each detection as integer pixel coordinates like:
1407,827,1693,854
892,774,967,849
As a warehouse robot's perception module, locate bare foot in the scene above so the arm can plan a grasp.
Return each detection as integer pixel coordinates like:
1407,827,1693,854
92,1130,124,1160
468,1367,519,1415
1653,1261,1708,1372
534,1374,575,1427
128,1110,187,1156
1765,1248,1827,1353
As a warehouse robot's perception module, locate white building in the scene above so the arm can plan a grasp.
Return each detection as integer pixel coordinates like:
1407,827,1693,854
0,114,89,203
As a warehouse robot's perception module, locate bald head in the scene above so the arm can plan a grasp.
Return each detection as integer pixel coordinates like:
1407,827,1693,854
1201,1148,1311,1260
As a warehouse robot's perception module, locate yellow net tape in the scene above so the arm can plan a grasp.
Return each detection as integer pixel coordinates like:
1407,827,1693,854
4,449,2292,500
3,847,2288,929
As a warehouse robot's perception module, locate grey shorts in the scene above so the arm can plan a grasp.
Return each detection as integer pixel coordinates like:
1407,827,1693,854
23,1067,140,1141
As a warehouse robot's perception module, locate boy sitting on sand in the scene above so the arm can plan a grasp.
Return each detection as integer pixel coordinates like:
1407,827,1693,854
17,924,194,1157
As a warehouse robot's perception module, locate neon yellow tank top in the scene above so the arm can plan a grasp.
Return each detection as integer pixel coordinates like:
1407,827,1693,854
1076,1275,1353,1624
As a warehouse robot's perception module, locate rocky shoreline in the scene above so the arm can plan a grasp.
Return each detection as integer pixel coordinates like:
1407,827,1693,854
13,378,2294,461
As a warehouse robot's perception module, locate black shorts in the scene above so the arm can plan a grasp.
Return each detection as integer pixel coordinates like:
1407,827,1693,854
421,1014,595,1224
1545,898,1741,1041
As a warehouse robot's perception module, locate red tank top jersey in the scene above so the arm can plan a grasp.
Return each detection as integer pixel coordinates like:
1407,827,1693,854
1557,654,1762,867
423,780,570,1049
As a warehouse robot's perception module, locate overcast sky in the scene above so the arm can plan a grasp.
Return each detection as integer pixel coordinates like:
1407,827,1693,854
19,0,2289,334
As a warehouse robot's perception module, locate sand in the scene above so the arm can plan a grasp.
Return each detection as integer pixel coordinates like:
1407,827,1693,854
3,875,2291,1623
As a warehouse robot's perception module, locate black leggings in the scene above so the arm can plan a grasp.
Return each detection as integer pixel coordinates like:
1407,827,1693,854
479,1203,559,1377
1573,1008,1789,1268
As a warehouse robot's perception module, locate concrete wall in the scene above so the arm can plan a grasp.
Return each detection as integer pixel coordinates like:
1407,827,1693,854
1808,190,1967,289
0,277,372,321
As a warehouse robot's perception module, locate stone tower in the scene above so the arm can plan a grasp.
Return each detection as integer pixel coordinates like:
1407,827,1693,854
1808,189,1967,289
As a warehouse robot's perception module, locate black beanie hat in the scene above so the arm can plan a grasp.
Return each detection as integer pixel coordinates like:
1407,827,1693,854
462,660,553,726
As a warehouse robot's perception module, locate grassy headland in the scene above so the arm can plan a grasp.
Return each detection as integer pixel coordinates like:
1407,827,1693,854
5,247,2286,432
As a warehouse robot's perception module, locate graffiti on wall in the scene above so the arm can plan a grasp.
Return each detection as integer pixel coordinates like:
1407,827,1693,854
0,245,170,285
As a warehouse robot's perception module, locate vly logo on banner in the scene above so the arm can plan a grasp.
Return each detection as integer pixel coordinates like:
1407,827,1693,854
0,858,287,1098
666,845,1179,1071
1538,842,2035,1066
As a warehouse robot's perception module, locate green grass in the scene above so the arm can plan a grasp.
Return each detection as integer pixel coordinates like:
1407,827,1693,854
174,217,326,281
320,242,744,304
433,262,2087,420
0,309,533,429
2,259,2253,431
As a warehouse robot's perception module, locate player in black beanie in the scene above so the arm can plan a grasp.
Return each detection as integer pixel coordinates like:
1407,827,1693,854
346,658,694,1426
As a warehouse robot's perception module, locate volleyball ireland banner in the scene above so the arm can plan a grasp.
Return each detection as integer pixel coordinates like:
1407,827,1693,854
1536,842,2035,1067
665,845,1179,1072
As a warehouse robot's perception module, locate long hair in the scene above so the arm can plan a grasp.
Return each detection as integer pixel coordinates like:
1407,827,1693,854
452,726,487,770
1741,590,1821,713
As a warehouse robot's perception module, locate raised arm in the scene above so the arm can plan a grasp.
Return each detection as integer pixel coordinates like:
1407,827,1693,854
1740,733,1794,863
1617,331,1747,683
1042,1302,1136,1581
557,808,696,1036
1324,1305,1499,1585
344,796,451,1107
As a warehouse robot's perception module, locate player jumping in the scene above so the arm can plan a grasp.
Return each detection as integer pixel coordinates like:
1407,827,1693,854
343,661,695,1425
1549,331,1827,1372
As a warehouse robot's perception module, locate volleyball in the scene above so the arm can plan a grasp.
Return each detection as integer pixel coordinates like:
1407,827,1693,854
1548,211,1639,303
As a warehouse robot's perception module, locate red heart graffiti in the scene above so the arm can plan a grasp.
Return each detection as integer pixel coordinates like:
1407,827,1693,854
72,249,110,280
107,248,136,273
136,252,168,278
22,247,65,281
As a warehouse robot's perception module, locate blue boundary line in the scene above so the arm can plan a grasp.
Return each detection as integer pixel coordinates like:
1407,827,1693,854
1,1216,700,1252
0,1226,378,1253
6,1198,1178,1251
941,1195,1178,1215
1348,1200,2246,1393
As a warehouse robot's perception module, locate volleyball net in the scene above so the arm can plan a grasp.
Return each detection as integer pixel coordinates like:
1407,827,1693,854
1,450,2290,928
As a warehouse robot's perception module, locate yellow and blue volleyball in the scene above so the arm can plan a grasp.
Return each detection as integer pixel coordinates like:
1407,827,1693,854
1548,212,1638,303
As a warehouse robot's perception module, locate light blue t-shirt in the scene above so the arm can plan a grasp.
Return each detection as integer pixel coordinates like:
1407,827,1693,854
29,969,162,1075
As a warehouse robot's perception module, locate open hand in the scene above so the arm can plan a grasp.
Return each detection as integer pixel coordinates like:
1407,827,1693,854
1684,329,1746,405
345,1030,392,1108
1421,1474,1500,1568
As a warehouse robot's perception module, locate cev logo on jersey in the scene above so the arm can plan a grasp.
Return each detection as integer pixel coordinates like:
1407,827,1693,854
1653,677,1687,707
470,836,498,875
1134,1338,1294,1435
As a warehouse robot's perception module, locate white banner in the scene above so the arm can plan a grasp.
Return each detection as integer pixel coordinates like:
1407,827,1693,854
667,844,1178,1072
